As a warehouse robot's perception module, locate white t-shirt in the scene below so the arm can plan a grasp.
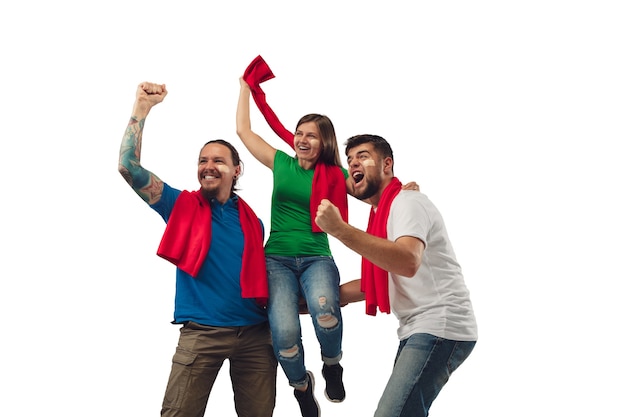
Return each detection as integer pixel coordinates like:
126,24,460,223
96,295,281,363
387,190,478,341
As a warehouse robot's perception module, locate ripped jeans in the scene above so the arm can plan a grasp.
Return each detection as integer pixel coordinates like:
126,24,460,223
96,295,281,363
266,255,343,389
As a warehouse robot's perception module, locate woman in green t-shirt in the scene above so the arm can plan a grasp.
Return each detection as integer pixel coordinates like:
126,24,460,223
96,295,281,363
237,78,348,416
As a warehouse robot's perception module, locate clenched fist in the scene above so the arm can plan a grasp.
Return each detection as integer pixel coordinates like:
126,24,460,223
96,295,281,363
315,198,345,236
136,82,167,107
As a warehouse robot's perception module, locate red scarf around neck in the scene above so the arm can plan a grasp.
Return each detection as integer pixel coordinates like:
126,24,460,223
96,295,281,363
362,177,403,315
243,55,348,232
156,190,268,305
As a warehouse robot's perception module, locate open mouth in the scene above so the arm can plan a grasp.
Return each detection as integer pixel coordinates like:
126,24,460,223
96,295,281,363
352,172,364,184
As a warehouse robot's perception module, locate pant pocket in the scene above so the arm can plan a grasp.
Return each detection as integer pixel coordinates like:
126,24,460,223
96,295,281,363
162,348,198,410
447,341,475,374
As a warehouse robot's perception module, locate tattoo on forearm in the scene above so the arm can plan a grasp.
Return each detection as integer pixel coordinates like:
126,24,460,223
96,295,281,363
119,117,148,185
119,117,162,203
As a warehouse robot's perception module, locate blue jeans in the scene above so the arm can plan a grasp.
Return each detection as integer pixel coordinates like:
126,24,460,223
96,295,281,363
266,255,343,389
374,333,476,417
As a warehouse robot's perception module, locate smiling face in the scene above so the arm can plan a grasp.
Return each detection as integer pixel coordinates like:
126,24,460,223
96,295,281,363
293,121,323,169
197,142,241,203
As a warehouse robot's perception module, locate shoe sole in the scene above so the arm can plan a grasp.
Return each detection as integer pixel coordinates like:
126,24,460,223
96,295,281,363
307,371,321,417
324,390,345,403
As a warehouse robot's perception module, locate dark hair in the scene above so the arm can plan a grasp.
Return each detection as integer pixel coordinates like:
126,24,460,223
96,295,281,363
344,134,394,161
201,139,243,193
296,114,343,167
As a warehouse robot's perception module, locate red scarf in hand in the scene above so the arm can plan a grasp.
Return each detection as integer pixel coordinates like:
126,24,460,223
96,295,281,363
156,190,268,305
243,55,348,232
362,178,403,316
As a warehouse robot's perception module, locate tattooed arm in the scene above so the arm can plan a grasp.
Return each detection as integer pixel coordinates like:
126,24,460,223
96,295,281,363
118,82,168,205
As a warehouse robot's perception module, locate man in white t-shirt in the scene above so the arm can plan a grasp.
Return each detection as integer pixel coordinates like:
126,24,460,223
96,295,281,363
315,134,477,417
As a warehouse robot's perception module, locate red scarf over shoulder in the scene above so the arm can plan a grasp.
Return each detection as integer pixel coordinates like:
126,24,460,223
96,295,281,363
243,55,348,232
362,178,403,315
156,190,268,306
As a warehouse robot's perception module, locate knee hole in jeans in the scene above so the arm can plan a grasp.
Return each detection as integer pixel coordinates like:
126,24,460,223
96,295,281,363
317,313,339,329
279,345,300,359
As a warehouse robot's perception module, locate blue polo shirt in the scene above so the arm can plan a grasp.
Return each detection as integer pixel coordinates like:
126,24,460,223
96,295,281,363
150,183,268,326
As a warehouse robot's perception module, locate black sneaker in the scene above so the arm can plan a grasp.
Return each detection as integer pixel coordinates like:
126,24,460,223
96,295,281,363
294,371,320,417
322,363,345,402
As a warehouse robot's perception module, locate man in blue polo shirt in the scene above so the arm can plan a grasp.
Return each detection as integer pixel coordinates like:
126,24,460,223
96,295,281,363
118,81,276,417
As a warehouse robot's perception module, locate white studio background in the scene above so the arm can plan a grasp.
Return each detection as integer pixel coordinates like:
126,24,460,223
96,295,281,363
1,1,624,416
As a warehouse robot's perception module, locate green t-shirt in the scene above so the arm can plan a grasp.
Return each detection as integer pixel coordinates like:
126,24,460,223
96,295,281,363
265,150,347,256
